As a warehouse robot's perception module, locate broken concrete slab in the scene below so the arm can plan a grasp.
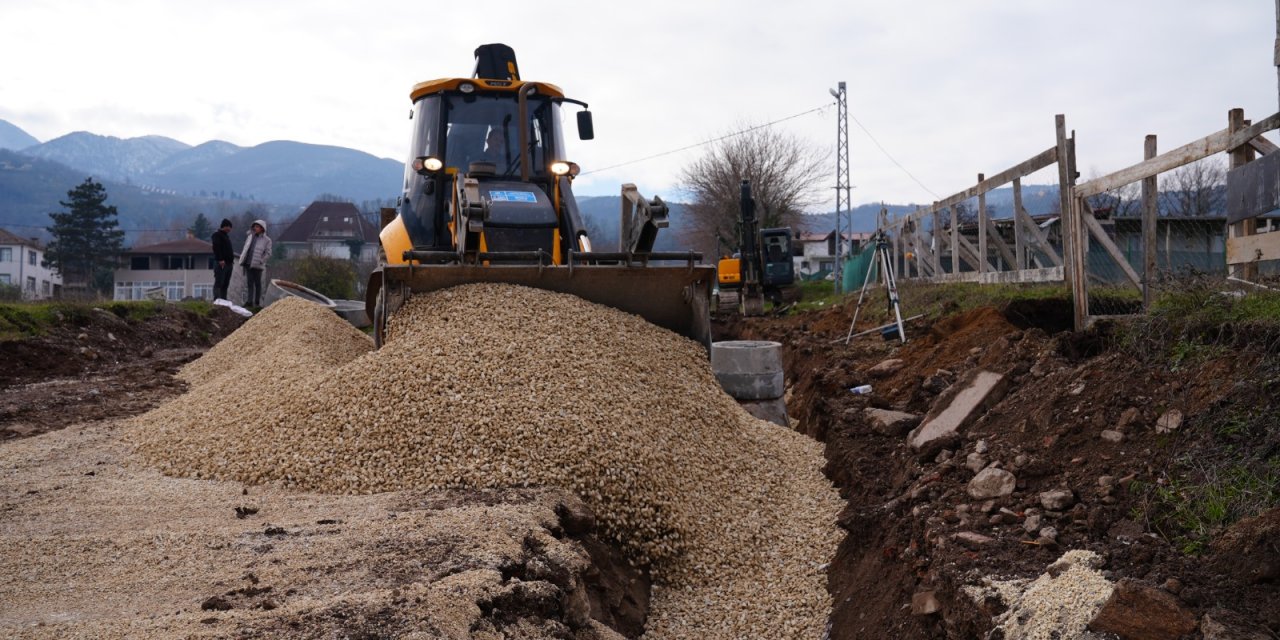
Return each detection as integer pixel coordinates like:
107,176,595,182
864,408,921,437
908,370,1009,450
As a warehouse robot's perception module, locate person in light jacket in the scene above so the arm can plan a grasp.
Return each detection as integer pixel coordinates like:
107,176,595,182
239,220,272,307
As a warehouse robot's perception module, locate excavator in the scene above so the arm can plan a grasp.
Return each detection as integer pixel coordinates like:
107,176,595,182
366,44,714,348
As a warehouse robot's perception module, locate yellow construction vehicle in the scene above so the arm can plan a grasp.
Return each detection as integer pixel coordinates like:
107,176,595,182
714,181,795,315
366,44,713,347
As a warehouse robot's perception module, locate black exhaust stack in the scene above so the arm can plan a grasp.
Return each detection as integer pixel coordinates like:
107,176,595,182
473,43,520,81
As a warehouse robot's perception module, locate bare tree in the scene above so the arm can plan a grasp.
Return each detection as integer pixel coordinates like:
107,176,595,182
1160,156,1226,217
1086,180,1142,218
677,125,826,258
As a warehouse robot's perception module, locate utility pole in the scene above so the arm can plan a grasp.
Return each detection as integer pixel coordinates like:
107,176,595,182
830,81,851,294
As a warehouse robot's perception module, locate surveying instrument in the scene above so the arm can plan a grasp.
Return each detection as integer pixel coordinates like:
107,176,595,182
842,230,907,344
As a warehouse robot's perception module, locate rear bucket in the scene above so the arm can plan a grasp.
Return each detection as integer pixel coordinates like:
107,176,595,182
376,263,715,349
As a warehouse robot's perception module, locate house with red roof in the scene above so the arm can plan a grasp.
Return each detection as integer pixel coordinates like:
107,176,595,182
276,201,380,262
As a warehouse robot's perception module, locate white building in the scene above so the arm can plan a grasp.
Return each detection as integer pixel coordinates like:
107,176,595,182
276,201,380,262
0,228,62,299
793,231,872,279
113,237,217,301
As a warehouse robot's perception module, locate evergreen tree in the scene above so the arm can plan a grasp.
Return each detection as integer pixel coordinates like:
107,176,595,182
46,178,125,295
189,212,213,239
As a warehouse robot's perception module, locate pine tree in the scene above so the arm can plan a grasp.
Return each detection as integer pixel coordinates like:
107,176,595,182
189,212,213,239
46,178,126,296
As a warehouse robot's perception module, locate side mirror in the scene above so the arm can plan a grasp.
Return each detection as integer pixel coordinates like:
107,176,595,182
576,110,594,140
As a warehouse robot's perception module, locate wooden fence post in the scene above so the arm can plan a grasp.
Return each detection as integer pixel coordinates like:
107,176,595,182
1142,135,1158,309
1057,115,1087,330
1227,108,1259,281
1013,178,1026,269
977,173,988,273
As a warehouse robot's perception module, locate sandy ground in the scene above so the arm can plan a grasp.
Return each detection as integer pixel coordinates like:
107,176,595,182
0,419,615,639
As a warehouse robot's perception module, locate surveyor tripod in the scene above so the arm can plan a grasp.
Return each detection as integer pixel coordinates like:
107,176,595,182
842,230,907,344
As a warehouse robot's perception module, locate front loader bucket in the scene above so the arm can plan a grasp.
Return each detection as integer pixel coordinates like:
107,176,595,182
371,263,715,350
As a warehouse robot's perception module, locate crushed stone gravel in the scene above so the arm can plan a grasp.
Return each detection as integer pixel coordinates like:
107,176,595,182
126,286,842,638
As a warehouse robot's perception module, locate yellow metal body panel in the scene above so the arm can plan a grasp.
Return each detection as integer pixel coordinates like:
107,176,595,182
410,78,565,101
717,258,742,286
380,215,413,265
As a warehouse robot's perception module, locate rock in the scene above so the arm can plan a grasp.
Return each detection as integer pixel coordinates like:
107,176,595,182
911,590,941,616
1040,489,1075,510
77,332,89,341
1070,383,1086,396
964,453,987,473
921,373,951,394
974,439,989,454
107,332,117,342
1155,409,1184,434
1038,526,1058,541
1024,514,1042,533
955,531,994,549
1162,578,1182,594
201,596,233,611
1116,406,1141,430
1098,476,1116,489
1201,611,1272,640
1088,579,1197,639
908,370,1009,450
864,408,921,437
967,468,1016,500
1100,429,1124,443
867,358,905,378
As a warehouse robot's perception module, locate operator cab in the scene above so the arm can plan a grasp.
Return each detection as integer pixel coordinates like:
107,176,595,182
394,45,594,262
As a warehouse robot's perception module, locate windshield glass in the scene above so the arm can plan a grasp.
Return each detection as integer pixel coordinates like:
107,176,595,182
442,93,561,177
406,96,441,189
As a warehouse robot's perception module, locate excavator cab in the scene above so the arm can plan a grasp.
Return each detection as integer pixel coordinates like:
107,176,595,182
367,44,713,348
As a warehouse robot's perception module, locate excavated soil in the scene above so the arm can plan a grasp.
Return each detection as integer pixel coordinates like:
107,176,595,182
714,296,1280,638
0,304,244,439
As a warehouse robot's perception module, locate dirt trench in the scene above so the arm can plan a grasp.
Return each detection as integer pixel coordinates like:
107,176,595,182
714,298,1280,638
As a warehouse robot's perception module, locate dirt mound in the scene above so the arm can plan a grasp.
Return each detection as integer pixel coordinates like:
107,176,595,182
0,302,245,440
131,285,842,638
715,298,1279,638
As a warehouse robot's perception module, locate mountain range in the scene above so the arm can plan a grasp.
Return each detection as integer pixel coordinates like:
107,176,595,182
0,118,1067,250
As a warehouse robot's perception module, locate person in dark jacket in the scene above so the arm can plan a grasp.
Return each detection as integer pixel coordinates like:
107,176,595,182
211,219,234,301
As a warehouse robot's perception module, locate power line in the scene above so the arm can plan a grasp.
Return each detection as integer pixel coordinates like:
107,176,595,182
847,112,941,200
580,103,835,176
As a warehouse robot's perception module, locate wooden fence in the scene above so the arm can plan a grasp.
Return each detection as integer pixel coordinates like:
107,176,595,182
879,109,1280,330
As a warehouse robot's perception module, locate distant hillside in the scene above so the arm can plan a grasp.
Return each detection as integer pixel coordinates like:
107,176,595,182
0,149,294,246
0,120,39,151
24,132,190,181
149,141,401,205
9,121,401,206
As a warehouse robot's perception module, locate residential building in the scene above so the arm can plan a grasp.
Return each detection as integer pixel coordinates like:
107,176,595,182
276,201,380,262
113,236,217,301
0,228,61,299
793,231,872,279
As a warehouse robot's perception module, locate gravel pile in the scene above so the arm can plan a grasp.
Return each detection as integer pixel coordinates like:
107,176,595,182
968,549,1115,640
129,283,841,638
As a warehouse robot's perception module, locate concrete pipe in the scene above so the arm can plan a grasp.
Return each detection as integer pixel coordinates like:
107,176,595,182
740,397,790,427
331,299,371,329
710,340,785,401
262,279,336,308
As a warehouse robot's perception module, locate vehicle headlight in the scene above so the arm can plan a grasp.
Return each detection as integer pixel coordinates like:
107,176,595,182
413,156,444,174
550,161,580,176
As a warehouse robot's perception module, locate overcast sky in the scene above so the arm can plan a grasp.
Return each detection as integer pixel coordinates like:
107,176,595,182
1,0,1276,210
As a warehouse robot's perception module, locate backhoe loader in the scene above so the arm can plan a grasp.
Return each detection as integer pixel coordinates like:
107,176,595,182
366,44,713,347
